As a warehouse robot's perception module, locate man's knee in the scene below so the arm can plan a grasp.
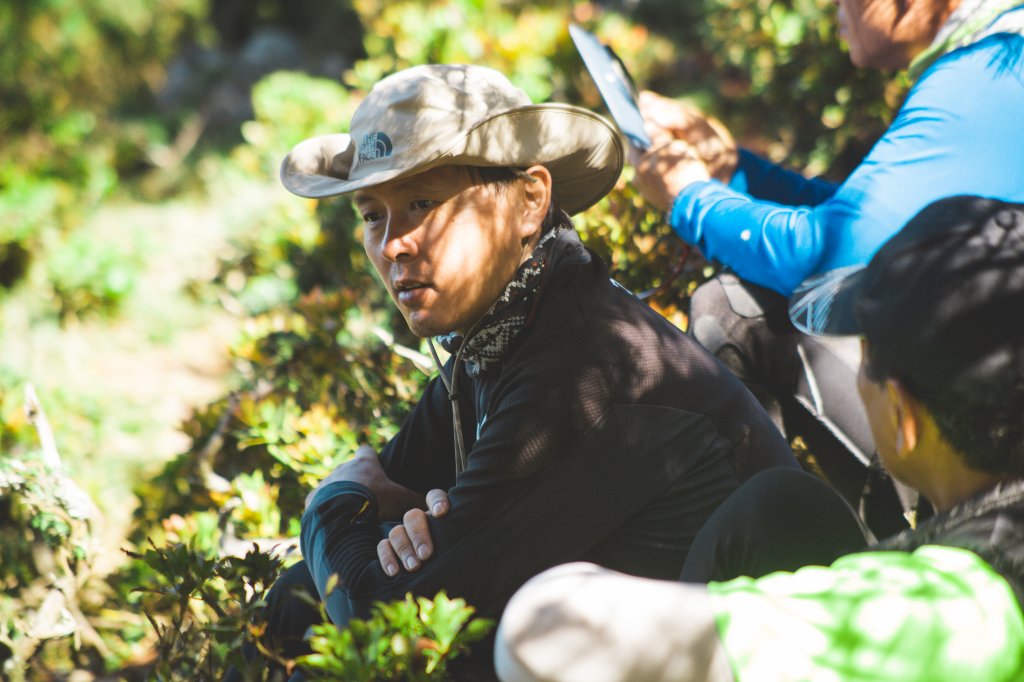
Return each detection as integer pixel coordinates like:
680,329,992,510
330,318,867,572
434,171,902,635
689,276,737,355
691,275,799,392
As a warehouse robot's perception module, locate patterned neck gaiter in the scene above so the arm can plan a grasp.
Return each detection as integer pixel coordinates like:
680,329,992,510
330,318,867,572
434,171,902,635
436,226,567,376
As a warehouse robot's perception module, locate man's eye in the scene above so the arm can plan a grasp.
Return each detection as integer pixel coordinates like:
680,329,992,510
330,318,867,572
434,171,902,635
362,211,383,224
411,199,437,211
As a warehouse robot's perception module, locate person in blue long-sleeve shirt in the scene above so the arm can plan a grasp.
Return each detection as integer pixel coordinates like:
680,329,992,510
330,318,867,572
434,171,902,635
632,0,1024,531
669,35,1024,295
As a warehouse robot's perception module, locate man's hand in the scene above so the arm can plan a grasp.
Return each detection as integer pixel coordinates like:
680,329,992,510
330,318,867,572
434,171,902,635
305,445,426,521
638,91,738,182
631,91,738,211
632,138,713,212
377,489,450,577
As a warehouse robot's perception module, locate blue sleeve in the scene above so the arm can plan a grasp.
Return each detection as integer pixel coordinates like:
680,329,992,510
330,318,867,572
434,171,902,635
300,481,381,622
669,182,827,295
729,148,839,207
670,35,1024,296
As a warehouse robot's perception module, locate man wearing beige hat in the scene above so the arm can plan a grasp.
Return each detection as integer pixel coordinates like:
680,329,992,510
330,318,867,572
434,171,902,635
246,63,799,676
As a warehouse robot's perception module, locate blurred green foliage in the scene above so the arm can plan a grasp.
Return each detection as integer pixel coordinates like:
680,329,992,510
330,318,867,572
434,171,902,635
2,0,905,677
666,0,902,176
349,0,572,99
45,224,150,320
0,447,99,680
215,72,371,314
0,0,207,312
347,0,677,107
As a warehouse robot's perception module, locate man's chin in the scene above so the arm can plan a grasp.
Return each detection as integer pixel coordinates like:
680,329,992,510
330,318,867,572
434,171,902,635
404,313,452,339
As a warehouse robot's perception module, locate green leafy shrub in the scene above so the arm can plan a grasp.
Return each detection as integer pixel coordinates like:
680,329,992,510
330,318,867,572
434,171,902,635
130,287,429,554
301,589,493,681
347,0,568,99
347,0,676,104
209,72,370,314
124,541,284,679
118,539,490,681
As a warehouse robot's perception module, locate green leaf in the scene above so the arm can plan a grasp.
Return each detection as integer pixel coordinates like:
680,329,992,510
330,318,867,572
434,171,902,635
419,591,476,651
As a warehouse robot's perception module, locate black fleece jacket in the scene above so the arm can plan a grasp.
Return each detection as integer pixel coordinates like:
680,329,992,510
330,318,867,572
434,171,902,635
301,230,797,623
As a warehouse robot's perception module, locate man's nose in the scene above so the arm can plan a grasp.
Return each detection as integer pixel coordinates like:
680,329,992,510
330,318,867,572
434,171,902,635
380,215,421,262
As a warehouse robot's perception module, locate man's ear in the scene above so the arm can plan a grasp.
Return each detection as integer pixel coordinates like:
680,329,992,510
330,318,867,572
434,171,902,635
888,378,921,455
518,165,553,242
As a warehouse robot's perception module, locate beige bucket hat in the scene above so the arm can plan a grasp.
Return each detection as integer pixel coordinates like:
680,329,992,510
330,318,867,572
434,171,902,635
280,64,623,215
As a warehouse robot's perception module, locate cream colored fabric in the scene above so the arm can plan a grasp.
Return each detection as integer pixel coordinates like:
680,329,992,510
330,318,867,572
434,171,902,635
495,562,734,682
280,64,623,215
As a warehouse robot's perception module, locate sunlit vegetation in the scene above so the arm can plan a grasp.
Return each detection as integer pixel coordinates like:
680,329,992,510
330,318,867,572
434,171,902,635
1,0,895,678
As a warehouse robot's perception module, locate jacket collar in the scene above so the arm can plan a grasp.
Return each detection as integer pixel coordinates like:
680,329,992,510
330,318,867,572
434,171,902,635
877,476,1024,551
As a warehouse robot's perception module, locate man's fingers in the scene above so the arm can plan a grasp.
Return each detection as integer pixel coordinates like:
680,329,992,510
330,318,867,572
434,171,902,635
638,90,687,127
639,90,705,134
425,489,450,518
377,538,401,577
636,90,738,183
378,508,436,577
631,138,711,211
403,508,434,561
387,524,421,572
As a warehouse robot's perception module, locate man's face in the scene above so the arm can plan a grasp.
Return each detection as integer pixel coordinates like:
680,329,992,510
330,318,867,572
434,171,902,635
836,0,943,70
356,165,535,338
856,339,912,484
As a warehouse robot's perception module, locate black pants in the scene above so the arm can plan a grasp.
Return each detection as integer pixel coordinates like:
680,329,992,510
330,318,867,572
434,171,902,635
681,467,869,582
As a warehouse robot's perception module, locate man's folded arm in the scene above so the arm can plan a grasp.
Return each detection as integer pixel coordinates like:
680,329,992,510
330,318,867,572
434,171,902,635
375,372,460,495
299,358,711,620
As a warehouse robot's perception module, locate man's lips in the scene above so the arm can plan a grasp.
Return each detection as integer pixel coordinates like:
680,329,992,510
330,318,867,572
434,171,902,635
393,278,433,306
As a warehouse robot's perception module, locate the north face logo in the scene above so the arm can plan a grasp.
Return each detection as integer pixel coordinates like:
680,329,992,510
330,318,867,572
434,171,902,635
358,132,394,162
